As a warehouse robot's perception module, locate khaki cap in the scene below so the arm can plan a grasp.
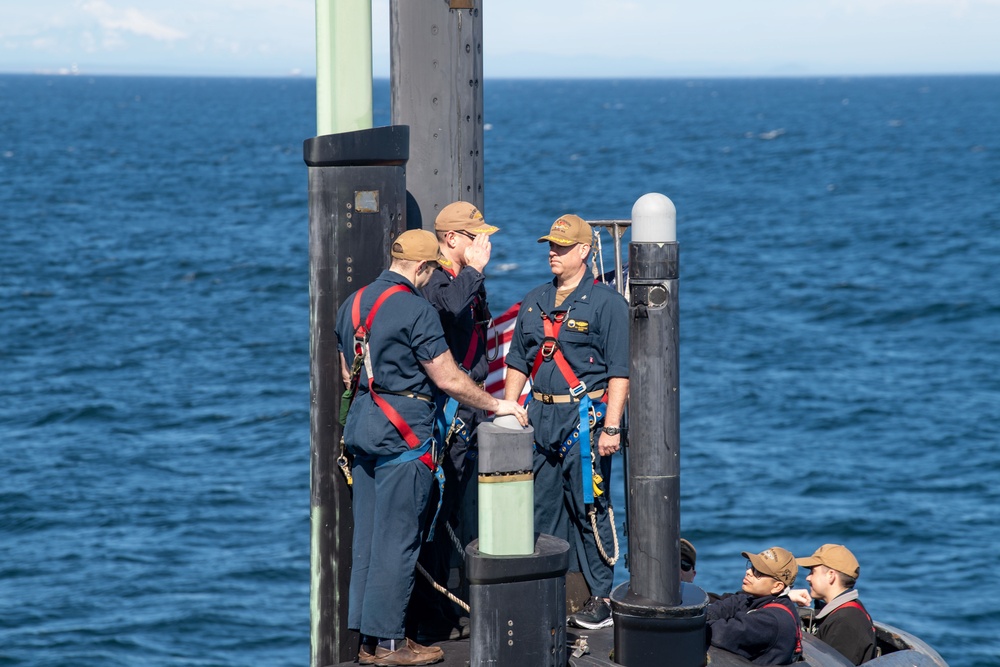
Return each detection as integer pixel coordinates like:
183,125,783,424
391,229,448,265
680,538,697,566
537,214,593,247
796,544,860,579
742,547,797,587
435,201,499,234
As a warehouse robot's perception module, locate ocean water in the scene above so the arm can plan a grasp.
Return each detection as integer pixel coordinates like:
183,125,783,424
1,74,998,666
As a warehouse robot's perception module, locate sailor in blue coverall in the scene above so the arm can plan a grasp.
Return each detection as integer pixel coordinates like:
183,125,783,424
503,214,629,631
706,547,802,666
336,230,527,666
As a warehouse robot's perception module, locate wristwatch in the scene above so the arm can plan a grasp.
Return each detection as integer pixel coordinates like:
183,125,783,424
602,426,622,436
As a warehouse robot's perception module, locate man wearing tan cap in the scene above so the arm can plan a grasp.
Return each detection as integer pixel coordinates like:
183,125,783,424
409,202,498,641
504,214,629,630
790,544,877,665
705,547,802,665
680,538,698,584
335,229,528,666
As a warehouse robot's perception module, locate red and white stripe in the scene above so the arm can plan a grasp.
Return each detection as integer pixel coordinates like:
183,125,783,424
484,302,530,400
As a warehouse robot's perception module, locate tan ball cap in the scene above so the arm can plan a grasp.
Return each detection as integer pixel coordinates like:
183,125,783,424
537,214,593,247
742,547,797,587
680,538,697,566
391,229,448,264
435,201,499,234
795,544,860,579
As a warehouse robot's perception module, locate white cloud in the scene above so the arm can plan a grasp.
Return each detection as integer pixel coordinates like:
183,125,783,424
80,0,186,42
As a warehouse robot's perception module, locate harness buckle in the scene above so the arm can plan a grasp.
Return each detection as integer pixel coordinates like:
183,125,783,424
540,393,555,404
569,382,588,398
540,337,559,359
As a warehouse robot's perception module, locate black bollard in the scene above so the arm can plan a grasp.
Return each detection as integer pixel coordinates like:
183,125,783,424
611,194,707,667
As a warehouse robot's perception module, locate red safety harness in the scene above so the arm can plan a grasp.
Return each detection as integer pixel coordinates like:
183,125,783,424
528,310,588,398
526,308,607,505
834,600,875,634
350,284,436,471
762,602,803,658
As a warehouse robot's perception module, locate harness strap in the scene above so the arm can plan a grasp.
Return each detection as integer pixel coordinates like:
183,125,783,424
835,600,875,633
526,308,598,505
351,284,436,472
762,603,803,657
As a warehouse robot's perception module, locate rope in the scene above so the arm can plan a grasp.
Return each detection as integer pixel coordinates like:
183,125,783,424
590,505,620,566
416,562,471,614
446,521,466,561
591,228,604,281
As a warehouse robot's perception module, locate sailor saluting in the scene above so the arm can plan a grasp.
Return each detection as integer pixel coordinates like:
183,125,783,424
336,229,526,666
409,201,499,641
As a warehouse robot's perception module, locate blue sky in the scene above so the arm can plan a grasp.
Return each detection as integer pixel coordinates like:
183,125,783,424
2,0,998,78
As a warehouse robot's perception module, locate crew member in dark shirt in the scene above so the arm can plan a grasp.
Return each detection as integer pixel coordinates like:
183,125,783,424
336,229,527,666
410,201,498,641
790,544,878,665
705,546,802,666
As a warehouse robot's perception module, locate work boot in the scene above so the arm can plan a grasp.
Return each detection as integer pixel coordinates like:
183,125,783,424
568,596,613,629
372,639,443,666
358,645,377,665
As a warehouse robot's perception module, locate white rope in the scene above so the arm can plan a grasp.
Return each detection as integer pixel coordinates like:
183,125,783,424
416,562,471,614
591,229,605,281
446,522,466,561
591,505,620,566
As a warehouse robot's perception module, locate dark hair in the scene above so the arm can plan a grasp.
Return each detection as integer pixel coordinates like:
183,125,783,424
837,572,857,589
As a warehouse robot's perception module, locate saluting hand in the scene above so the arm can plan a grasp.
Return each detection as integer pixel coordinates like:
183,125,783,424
464,233,492,273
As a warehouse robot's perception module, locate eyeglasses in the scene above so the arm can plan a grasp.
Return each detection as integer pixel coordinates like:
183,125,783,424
681,559,694,572
453,230,476,240
746,560,776,580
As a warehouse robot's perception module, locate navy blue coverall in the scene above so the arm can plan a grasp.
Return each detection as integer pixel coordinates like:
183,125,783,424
336,270,449,640
706,593,801,665
505,277,628,598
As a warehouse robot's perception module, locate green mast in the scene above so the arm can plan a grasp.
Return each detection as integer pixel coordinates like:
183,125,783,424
315,0,373,135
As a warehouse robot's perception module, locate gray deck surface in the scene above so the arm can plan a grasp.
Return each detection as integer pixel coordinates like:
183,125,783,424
331,625,616,666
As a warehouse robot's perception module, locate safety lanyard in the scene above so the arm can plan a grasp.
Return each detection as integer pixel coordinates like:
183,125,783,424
762,603,803,656
351,284,436,471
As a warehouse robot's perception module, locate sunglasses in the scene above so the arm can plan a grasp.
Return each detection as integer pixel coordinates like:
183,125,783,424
745,560,776,580
681,559,694,572
453,230,476,240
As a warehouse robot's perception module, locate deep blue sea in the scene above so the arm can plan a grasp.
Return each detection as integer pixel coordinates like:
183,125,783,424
1,74,998,666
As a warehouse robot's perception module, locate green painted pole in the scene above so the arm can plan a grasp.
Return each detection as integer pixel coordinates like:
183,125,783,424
315,0,373,135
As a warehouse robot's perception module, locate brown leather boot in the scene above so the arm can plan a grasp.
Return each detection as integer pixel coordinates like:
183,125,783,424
372,639,443,666
358,645,378,665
